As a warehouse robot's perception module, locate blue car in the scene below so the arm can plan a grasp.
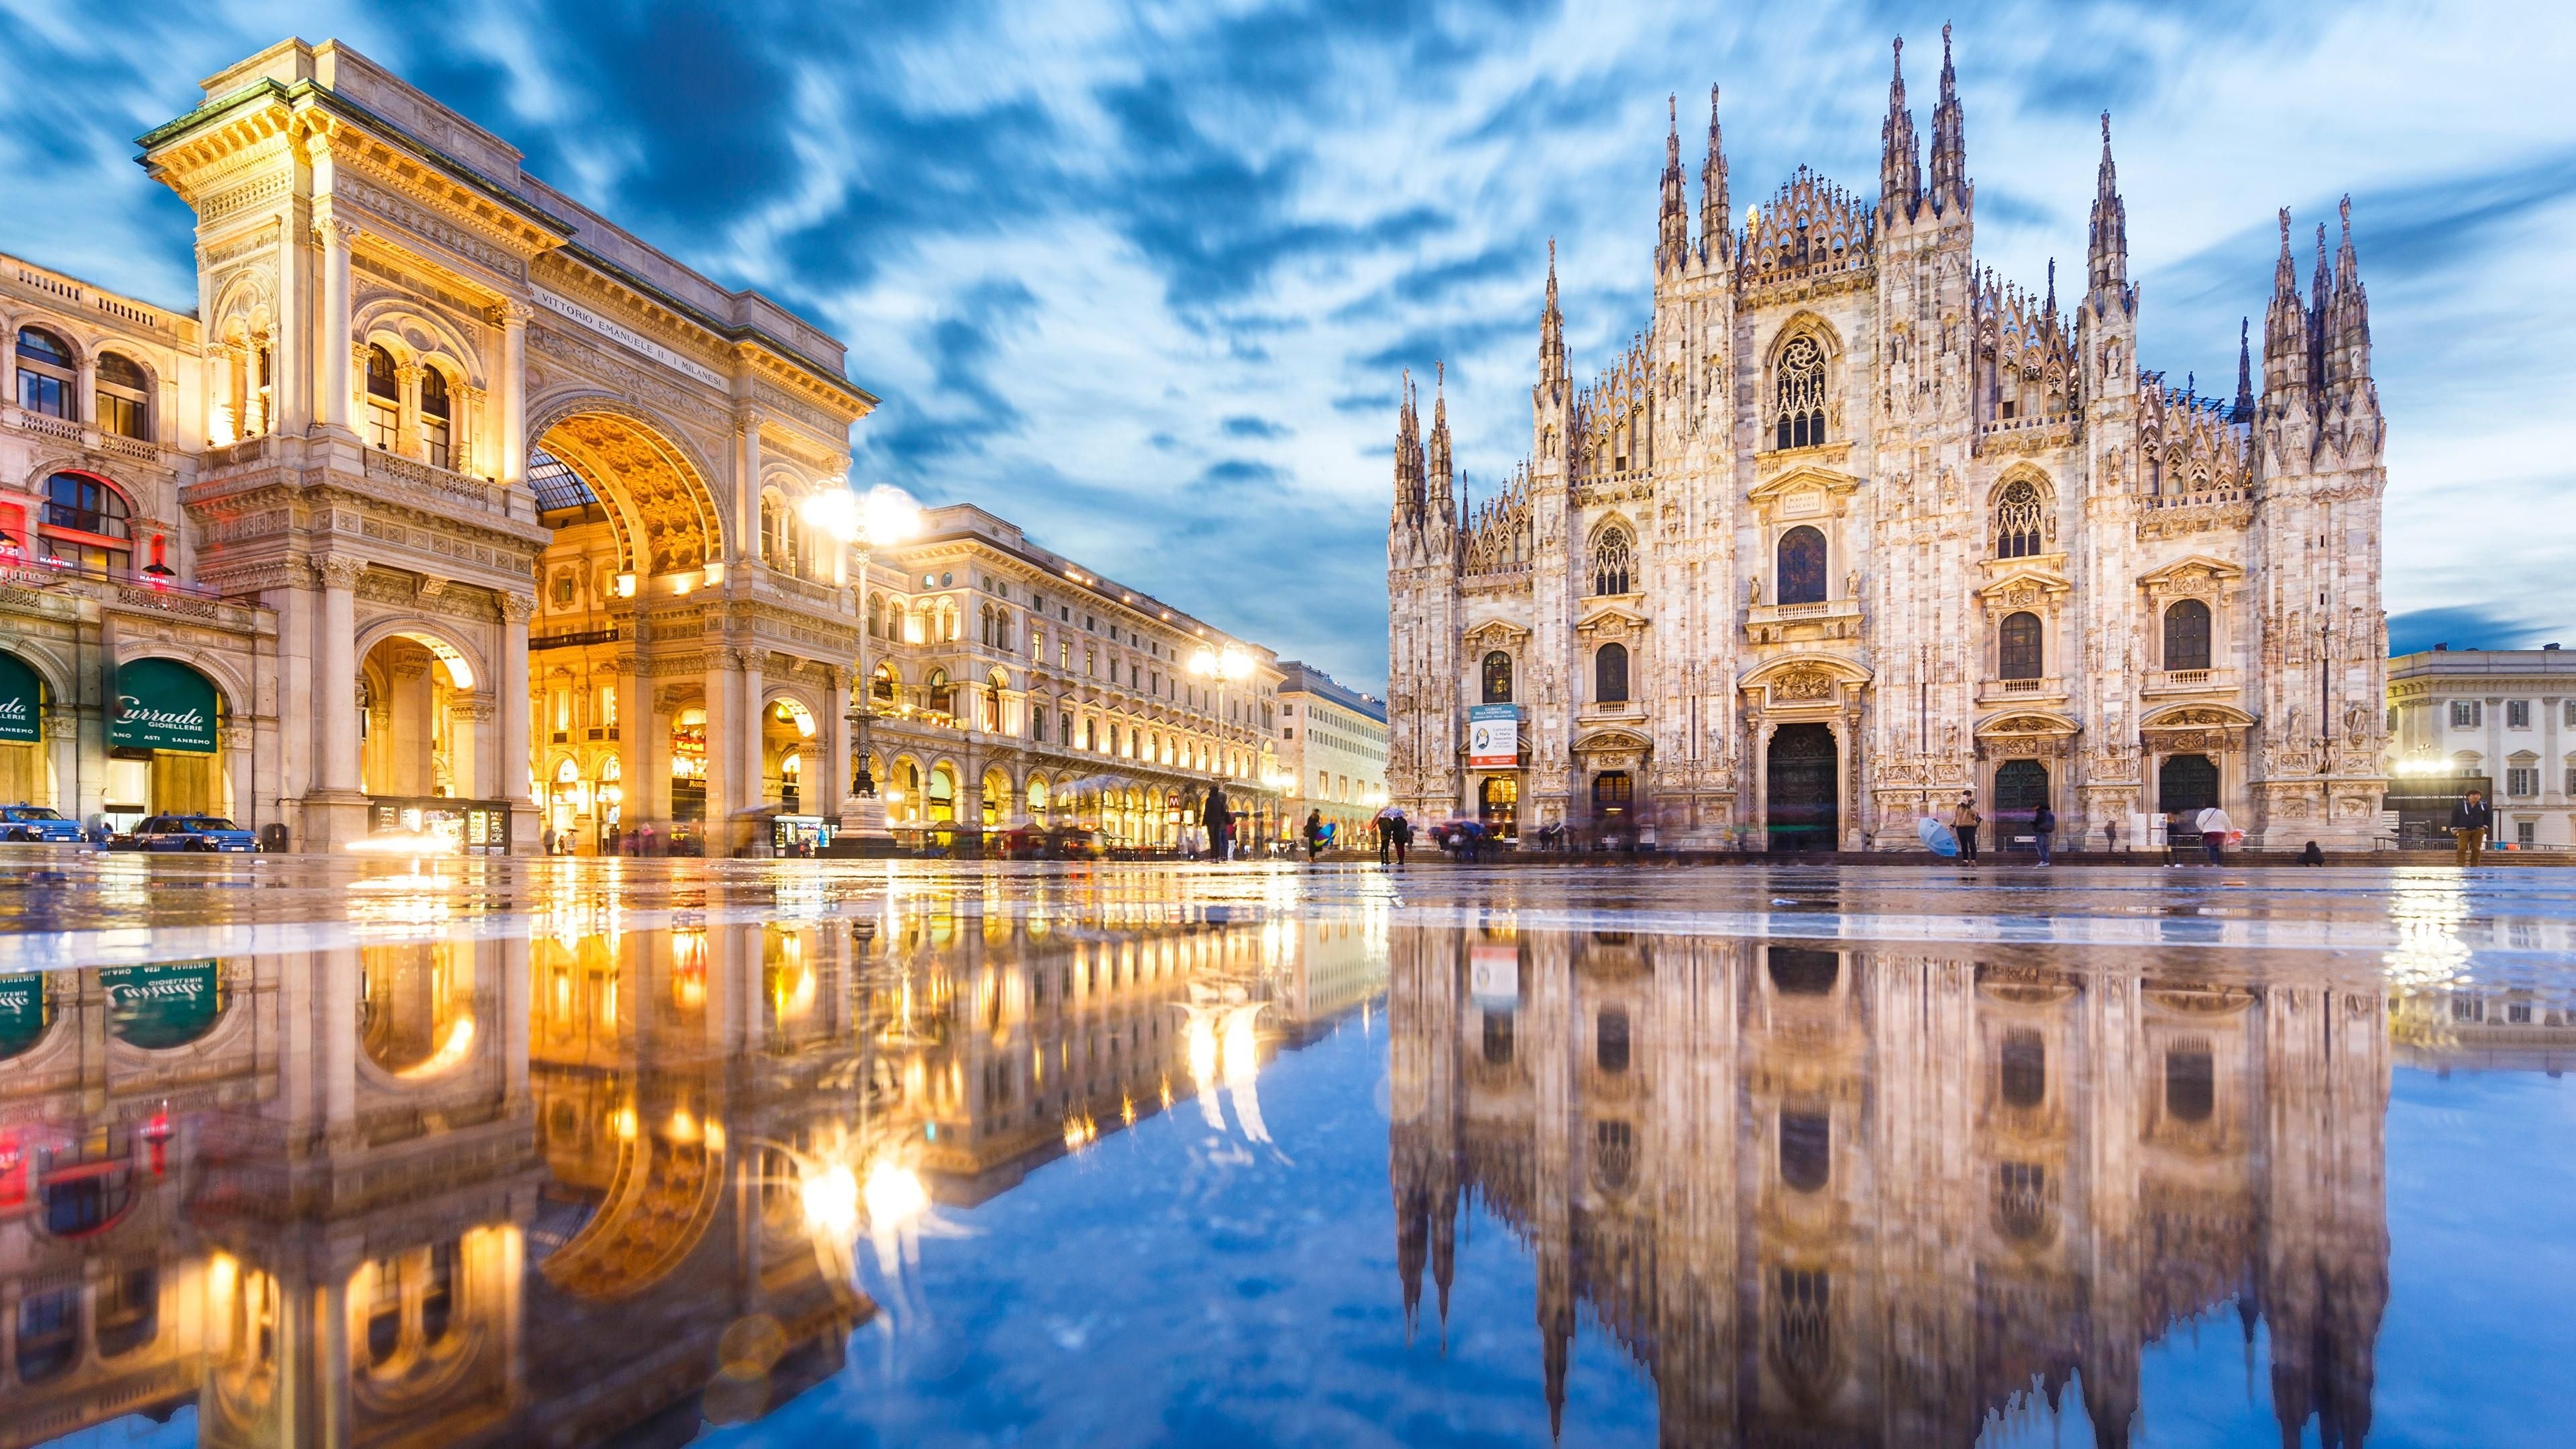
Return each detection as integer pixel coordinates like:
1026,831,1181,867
0,804,89,844
123,814,257,853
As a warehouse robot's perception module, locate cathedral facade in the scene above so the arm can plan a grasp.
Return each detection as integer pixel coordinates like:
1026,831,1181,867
1386,30,2390,851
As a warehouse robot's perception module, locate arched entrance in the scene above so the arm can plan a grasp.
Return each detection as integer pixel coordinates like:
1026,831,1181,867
0,651,54,807
2158,755,2220,814
105,657,230,830
358,631,509,850
1766,723,1838,851
1993,759,2049,856
669,709,708,823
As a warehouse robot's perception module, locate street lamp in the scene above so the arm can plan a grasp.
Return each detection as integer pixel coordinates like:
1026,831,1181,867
803,482,922,847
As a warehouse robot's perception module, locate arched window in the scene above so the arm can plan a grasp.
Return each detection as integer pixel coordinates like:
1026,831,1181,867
2163,598,2212,672
1594,643,1629,704
1779,1110,1830,1191
96,353,150,439
1999,611,2043,680
2000,1028,2046,1108
43,474,132,573
1776,525,1827,606
871,663,898,704
2164,1042,2214,1123
1591,525,1633,596
419,366,452,469
364,345,400,450
1595,1008,1630,1073
1772,335,1827,450
1767,947,1838,996
15,327,74,419
759,492,792,572
1993,478,2045,558
1482,650,1513,704
865,593,884,638
926,668,953,716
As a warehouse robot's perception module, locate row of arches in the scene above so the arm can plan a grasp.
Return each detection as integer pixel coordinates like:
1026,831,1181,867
14,325,155,439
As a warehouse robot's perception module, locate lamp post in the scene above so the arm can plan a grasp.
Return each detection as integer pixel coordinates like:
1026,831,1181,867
804,484,922,853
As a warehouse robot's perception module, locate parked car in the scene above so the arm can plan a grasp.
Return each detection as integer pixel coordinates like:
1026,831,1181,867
117,815,258,853
0,804,89,844
999,825,1102,860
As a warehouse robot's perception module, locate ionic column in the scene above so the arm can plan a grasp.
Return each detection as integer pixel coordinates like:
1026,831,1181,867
739,652,767,839
318,219,358,433
702,649,738,848
317,556,366,794
733,409,763,566
818,666,850,820
395,362,424,461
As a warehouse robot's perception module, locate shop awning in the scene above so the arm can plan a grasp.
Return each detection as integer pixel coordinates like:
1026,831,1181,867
0,653,40,743
109,658,219,754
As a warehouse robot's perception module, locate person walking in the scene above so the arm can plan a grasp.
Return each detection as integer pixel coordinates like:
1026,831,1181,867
2031,802,2056,866
2451,789,2493,866
1374,812,1391,863
2196,805,2234,865
1390,809,1411,865
1951,793,1982,864
1304,809,1326,862
1201,783,1230,861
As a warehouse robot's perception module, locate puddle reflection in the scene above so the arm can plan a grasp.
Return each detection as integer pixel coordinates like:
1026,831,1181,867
3,897,2572,1445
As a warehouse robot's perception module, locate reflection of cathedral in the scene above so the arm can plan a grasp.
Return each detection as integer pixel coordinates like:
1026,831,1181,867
1387,928,2390,1446
0,888,1383,1444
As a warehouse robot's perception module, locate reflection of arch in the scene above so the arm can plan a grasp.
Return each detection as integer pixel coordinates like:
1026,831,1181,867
530,405,725,576
537,1127,725,1301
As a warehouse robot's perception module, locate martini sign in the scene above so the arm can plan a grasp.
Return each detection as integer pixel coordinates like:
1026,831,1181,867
109,658,219,754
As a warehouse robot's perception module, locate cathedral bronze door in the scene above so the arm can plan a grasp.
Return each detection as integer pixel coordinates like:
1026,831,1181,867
1766,724,1837,851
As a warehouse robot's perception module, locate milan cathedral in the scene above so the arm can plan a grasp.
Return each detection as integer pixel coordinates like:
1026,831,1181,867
1385,29,2389,851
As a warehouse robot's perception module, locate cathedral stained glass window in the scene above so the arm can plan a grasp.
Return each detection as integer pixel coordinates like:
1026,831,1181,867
1481,650,1513,704
1772,335,1827,450
1591,525,1632,596
2163,598,2212,672
1776,526,1827,606
1994,478,2045,557
1999,611,2043,680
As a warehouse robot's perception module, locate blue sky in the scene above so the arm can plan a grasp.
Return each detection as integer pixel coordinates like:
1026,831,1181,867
3,0,2570,687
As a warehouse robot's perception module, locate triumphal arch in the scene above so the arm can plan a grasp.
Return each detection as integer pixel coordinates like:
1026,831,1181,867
142,39,874,853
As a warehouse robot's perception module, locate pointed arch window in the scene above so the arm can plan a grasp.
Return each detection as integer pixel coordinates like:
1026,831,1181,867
364,345,400,451
1772,335,1827,450
1994,478,2045,557
1591,525,1633,596
1482,650,1513,704
1776,525,1827,606
419,366,452,469
1999,611,2043,680
2163,598,2212,672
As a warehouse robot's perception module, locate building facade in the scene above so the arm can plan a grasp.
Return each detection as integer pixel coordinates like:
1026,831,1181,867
1387,30,2390,851
2385,646,2576,849
1275,661,1389,845
0,38,1280,855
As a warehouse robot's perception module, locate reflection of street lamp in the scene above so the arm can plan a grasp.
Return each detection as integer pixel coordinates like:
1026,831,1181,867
803,484,921,846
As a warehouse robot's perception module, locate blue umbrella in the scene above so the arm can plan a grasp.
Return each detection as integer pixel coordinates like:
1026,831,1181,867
1917,817,1960,857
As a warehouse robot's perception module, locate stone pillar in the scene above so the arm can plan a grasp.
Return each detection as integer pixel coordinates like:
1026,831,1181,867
307,555,368,849
498,595,537,851
320,945,360,1148
739,653,767,856
447,697,486,801
496,302,531,489
615,661,648,824
818,666,850,822
395,362,424,461
319,219,358,434
500,936,530,1112
702,649,738,853
1751,718,1772,851
733,409,764,567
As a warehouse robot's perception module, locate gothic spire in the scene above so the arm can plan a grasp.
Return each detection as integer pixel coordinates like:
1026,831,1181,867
1880,36,1922,221
2086,111,2128,300
1700,84,1729,262
2326,194,2373,388
2261,208,2310,405
2045,257,2057,315
1539,238,1568,395
1927,21,1970,213
1659,93,1688,269
1393,369,1424,523
2308,221,2332,390
1428,361,1454,511
2233,317,2255,422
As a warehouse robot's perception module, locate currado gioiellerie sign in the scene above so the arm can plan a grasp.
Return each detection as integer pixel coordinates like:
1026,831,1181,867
108,658,219,755
100,963,223,1049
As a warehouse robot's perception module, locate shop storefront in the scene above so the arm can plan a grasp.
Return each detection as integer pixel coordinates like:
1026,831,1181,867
104,658,225,833
366,796,514,855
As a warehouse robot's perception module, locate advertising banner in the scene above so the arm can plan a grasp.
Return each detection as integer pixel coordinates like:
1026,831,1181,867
109,659,219,754
0,974,47,1059
1470,944,1521,1010
1468,704,1519,769
0,653,40,743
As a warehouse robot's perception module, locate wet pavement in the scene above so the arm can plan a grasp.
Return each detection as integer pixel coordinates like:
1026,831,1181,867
2,857,2571,1446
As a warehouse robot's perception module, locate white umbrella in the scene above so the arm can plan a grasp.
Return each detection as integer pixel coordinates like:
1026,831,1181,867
1917,817,1960,857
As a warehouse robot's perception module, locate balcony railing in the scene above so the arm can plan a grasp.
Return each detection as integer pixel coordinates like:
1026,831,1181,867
1975,676,2069,704
362,446,513,517
2144,667,2239,695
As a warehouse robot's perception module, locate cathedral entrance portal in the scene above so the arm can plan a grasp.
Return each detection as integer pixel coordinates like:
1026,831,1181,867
1766,724,1838,851
2157,754,2220,814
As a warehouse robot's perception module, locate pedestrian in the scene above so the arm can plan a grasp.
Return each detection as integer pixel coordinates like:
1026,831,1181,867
541,824,557,857
1391,810,1411,865
2031,802,2055,866
2299,840,2325,865
2196,805,2233,865
2451,788,2492,866
1304,809,1325,862
1201,783,1230,861
1951,792,1982,863
1374,812,1391,863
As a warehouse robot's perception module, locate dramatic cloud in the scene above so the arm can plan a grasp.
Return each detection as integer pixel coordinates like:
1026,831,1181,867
2,0,2567,689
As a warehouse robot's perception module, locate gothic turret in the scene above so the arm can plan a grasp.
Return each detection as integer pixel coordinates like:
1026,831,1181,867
1427,364,1454,519
1879,37,1922,221
2086,112,2131,305
2261,209,2310,407
1700,85,1730,263
1538,239,1568,398
2233,317,2255,423
1926,23,1970,214
1658,95,1689,272
2323,195,2373,392
1392,370,1425,526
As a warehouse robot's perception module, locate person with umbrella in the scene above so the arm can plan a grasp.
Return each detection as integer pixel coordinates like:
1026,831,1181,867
1303,808,1326,862
2195,804,2233,865
1201,782,1230,861
1375,803,1408,865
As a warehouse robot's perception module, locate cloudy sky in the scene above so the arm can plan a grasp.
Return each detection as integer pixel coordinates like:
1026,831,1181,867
3,0,2569,688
